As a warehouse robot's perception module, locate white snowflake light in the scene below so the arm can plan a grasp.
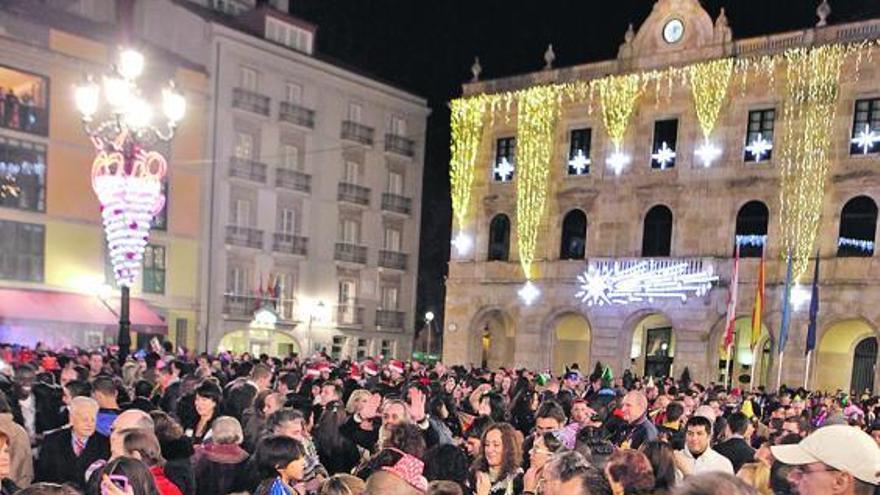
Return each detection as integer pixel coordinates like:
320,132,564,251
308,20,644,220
838,236,874,253
651,142,676,169
746,135,773,162
851,124,880,155
790,284,811,311
568,149,591,175
575,259,719,307
607,150,631,175
518,281,540,306
493,157,515,182
694,141,722,168
451,231,473,256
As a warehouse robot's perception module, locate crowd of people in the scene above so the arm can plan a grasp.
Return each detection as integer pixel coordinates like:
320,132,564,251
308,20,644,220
0,341,877,495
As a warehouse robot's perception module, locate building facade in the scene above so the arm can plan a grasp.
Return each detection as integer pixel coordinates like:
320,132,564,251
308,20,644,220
134,0,429,358
444,0,880,393
0,0,208,350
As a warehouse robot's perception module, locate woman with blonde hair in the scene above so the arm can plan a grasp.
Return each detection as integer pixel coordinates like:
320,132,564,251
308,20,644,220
735,461,772,495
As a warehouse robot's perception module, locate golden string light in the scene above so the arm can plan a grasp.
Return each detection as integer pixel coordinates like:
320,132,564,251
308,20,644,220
595,73,642,150
778,44,854,279
449,94,494,230
689,58,734,139
515,85,560,280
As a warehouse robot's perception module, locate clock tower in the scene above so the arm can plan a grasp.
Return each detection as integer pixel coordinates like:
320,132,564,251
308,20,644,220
617,0,733,70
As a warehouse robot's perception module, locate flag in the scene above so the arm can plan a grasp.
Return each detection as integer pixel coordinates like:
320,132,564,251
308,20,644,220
750,253,766,349
778,251,794,354
723,245,741,349
266,273,275,299
805,253,820,355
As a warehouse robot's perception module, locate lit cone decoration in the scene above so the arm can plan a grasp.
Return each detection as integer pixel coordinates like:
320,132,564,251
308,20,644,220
91,131,167,287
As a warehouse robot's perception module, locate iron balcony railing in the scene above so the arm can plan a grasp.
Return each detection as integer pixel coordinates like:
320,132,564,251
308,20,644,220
232,87,270,116
381,193,412,215
338,182,371,206
230,157,268,183
384,133,415,157
276,168,311,193
223,293,296,320
334,242,367,264
279,101,315,128
341,120,374,145
375,309,405,329
226,225,264,249
378,250,408,270
272,233,308,256
336,302,365,326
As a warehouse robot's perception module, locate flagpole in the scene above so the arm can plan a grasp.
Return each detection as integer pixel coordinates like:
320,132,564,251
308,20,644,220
804,349,812,389
776,350,785,390
725,341,734,389
749,344,756,391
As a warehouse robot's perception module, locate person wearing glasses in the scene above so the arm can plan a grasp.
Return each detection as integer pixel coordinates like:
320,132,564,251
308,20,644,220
771,424,880,495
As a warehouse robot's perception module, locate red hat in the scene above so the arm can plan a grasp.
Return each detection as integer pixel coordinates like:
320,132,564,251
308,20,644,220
362,361,379,376
305,365,320,378
350,364,362,381
316,362,331,373
388,359,405,375
40,356,59,371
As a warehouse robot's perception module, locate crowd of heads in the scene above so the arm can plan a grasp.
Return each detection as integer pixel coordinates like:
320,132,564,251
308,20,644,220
0,341,875,495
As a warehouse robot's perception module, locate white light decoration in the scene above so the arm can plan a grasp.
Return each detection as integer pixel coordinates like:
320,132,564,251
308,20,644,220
518,281,540,305
568,149,591,175
75,79,100,121
118,49,145,80
92,144,167,287
103,76,131,110
651,142,676,169
452,231,473,256
575,259,719,306
695,140,722,167
746,135,773,162
851,124,880,155
162,85,186,124
790,284,811,311
736,234,767,247
838,236,874,253
493,157,515,182
607,150,631,175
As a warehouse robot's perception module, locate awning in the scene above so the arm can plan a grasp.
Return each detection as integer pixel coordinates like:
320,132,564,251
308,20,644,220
0,288,167,335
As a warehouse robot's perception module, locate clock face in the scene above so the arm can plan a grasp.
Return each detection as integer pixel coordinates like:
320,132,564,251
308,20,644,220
663,19,684,44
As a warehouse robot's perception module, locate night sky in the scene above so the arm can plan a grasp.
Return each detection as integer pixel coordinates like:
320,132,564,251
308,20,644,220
288,0,880,340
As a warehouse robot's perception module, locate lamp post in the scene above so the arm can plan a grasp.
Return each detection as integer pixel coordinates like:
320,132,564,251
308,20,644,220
425,311,435,355
75,48,185,362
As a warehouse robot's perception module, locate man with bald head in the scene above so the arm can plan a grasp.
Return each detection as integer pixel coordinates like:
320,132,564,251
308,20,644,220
109,409,155,458
36,396,110,488
617,390,657,450
364,470,424,495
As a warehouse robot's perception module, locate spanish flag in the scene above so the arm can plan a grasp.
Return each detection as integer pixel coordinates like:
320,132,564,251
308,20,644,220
750,254,765,349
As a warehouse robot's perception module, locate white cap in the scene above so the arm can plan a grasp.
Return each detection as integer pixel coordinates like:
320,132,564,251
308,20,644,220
771,424,880,485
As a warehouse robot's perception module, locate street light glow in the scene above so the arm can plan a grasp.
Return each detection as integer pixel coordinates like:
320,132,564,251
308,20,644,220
118,49,145,80
425,311,435,322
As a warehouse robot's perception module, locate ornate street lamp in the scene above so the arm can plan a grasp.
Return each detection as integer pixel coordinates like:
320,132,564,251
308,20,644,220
75,48,185,361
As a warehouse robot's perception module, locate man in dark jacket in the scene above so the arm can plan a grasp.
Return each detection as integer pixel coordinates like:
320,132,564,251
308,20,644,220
615,390,658,450
36,396,110,488
340,388,439,451
714,412,756,473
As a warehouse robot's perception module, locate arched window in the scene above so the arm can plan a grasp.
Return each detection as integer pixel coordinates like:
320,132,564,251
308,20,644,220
735,201,769,258
488,214,511,261
838,196,878,257
560,209,587,260
642,205,673,257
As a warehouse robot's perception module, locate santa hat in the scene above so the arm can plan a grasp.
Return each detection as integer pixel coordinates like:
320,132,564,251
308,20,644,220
349,364,362,381
316,362,331,374
388,359,405,375
362,360,379,376
305,365,321,378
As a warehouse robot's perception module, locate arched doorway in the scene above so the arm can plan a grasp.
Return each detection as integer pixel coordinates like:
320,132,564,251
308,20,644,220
816,319,878,393
735,201,769,258
642,205,673,257
219,329,301,357
560,210,587,260
837,196,877,257
470,309,515,369
551,313,591,374
715,317,772,387
630,313,675,378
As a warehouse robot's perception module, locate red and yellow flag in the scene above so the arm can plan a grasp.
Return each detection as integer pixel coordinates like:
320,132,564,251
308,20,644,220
750,255,765,349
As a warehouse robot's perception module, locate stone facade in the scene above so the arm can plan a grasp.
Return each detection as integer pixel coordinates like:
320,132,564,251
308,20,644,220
444,0,880,393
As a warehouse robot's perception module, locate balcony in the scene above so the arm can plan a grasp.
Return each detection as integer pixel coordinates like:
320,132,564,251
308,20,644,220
384,134,415,157
232,87,270,116
226,225,264,249
279,101,315,128
272,233,308,256
338,182,371,206
381,193,412,215
223,294,296,320
375,309,405,329
336,303,365,326
276,168,311,193
379,250,408,270
334,242,367,264
230,157,268,183
341,121,374,145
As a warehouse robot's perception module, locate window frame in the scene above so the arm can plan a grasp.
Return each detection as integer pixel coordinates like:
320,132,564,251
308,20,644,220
0,219,44,282
743,108,776,163
492,136,516,182
850,97,880,156
567,127,592,176
142,244,166,295
650,118,679,170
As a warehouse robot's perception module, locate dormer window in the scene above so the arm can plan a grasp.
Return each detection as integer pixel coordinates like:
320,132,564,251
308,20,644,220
266,17,314,54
